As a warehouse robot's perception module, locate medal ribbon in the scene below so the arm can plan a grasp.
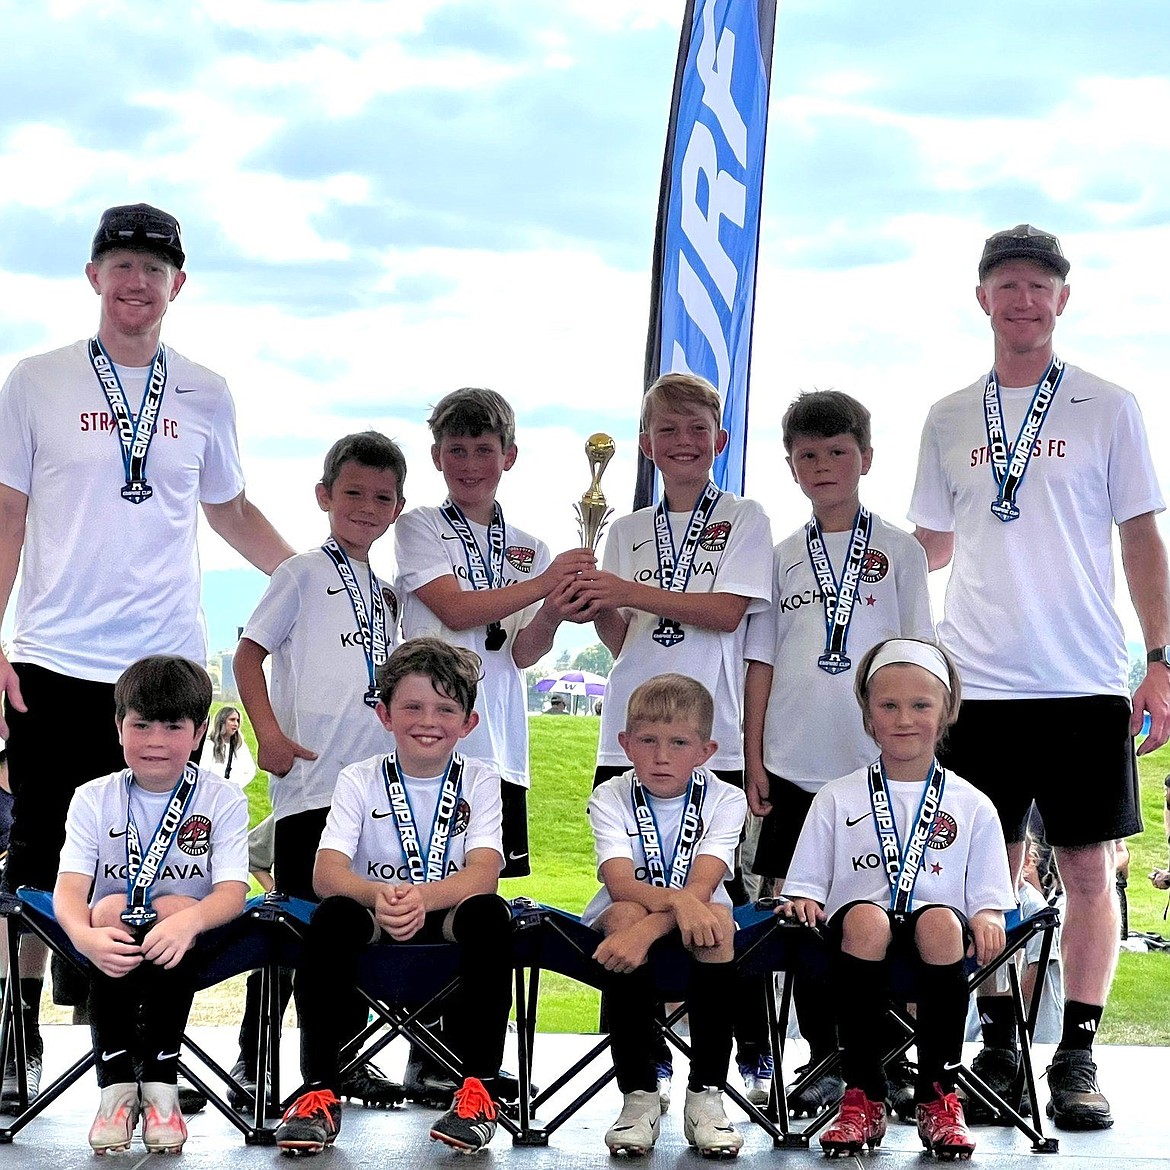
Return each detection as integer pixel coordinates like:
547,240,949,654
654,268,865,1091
381,751,465,884
321,538,387,707
983,355,1065,522
806,506,872,674
440,499,508,649
651,481,721,635
88,336,167,503
866,759,946,919
124,764,199,910
631,770,707,889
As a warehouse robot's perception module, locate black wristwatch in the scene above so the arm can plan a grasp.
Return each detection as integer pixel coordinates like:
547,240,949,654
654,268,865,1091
1146,647,1170,666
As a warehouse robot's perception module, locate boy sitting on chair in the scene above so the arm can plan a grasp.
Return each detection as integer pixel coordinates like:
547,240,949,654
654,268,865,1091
275,637,514,1155
54,655,250,1155
584,673,747,1157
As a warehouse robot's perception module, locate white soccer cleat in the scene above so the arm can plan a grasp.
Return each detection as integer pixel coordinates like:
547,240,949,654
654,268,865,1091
605,1089,662,1156
88,1082,141,1154
140,1081,188,1154
684,1087,744,1157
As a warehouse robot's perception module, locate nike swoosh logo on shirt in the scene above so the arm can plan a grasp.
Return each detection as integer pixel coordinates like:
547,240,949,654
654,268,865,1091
633,539,654,552
441,533,459,539
109,828,128,838
1069,396,1095,404
326,586,346,595
371,809,393,819
174,386,198,394
844,814,869,827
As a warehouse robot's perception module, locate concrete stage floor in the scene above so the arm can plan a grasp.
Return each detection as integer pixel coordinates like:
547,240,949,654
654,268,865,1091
0,1028,1164,1169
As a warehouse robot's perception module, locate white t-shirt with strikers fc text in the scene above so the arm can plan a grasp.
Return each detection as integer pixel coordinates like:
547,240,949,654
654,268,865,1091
582,767,747,926
909,364,1164,699
0,340,245,681
319,752,504,884
58,767,250,906
744,514,934,791
595,494,772,771
782,764,1016,923
243,547,400,822
394,505,550,789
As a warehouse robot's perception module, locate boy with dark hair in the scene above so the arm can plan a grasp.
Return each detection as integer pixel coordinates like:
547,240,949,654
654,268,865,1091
394,387,594,878
54,655,250,1154
574,371,773,1104
275,637,515,1155
586,673,747,1156
225,429,407,1106
743,388,933,1118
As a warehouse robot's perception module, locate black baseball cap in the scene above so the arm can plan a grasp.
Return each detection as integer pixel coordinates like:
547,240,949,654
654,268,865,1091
978,224,1069,281
91,203,185,269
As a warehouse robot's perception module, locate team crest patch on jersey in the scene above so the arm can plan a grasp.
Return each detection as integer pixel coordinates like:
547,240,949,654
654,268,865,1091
452,798,471,837
700,521,730,552
177,815,212,856
505,545,535,573
860,548,890,584
381,586,399,622
927,811,957,850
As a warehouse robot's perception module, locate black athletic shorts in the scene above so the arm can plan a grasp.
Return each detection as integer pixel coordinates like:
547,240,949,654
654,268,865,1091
3,664,124,893
500,781,530,878
938,695,1141,847
825,900,973,955
751,771,817,880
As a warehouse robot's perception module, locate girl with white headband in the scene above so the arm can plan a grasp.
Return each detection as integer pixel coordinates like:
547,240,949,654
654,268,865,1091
781,637,1015,1159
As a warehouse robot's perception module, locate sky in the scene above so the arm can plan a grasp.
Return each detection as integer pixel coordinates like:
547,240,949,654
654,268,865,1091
3,0,1170,664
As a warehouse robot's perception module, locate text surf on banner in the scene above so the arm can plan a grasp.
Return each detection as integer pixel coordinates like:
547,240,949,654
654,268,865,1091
637,0,776,507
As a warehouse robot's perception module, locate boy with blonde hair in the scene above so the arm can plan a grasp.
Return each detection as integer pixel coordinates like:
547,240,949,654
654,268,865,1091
585,674,747,1156
575,371,772,1101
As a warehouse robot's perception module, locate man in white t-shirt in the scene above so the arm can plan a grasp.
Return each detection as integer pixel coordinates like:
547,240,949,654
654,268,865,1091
909,224,1170,1130
0,203,293,1101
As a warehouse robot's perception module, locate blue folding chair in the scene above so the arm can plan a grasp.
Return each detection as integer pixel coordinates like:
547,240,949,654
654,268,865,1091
0,888,290,1146
782,904,1062,1154
508,899,818,1148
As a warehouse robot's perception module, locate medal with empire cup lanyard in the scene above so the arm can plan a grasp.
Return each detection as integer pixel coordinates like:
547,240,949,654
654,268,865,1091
984,355,1065,522
88,336,168,505
440,499,508,651
650,481,722,648
806,506,873,675
380,752,466,884
631,770,707,889
866,758,946,924
120,764,200,942
321,537,388,708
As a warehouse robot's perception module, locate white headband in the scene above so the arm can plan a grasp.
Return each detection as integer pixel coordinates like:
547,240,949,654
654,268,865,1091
865,640,951,690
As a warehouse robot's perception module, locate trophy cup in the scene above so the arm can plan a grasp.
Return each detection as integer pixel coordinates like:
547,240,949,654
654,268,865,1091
576,433,615,550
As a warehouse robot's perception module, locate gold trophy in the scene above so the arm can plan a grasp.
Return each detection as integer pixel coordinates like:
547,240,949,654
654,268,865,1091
576,432,615,550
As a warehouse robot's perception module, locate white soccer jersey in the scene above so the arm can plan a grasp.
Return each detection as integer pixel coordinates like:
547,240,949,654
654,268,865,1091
318,752,504,883
595,494,772,771
743,515,934,791
59,767,250,905
394,506,550,789
0,340,245,681
581,767,747,925
243,547,401,821
909,364,1164,699
782,765,1016,923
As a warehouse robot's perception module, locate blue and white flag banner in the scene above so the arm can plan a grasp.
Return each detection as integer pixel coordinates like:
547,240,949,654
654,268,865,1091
636,0,776,508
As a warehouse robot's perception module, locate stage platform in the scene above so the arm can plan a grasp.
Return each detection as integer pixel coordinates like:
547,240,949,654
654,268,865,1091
1,1028,1164,1168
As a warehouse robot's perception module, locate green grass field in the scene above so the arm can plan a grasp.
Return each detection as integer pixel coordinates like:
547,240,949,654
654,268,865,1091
225,704,1170,1042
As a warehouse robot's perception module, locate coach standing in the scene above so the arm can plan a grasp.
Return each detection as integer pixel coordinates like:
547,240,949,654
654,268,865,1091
0,204,294,1103
909,224,1170,1130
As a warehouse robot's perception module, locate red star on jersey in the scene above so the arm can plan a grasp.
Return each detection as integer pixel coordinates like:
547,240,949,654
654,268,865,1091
930,861,942,874
865,594,877,606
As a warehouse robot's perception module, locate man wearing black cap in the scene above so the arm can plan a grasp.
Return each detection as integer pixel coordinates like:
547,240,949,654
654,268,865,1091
909,225,1170,1131
0,204,294,1105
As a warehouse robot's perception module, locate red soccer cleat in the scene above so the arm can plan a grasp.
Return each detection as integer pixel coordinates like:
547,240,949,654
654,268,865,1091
819,1087,887,1158
916,1083,976,1160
